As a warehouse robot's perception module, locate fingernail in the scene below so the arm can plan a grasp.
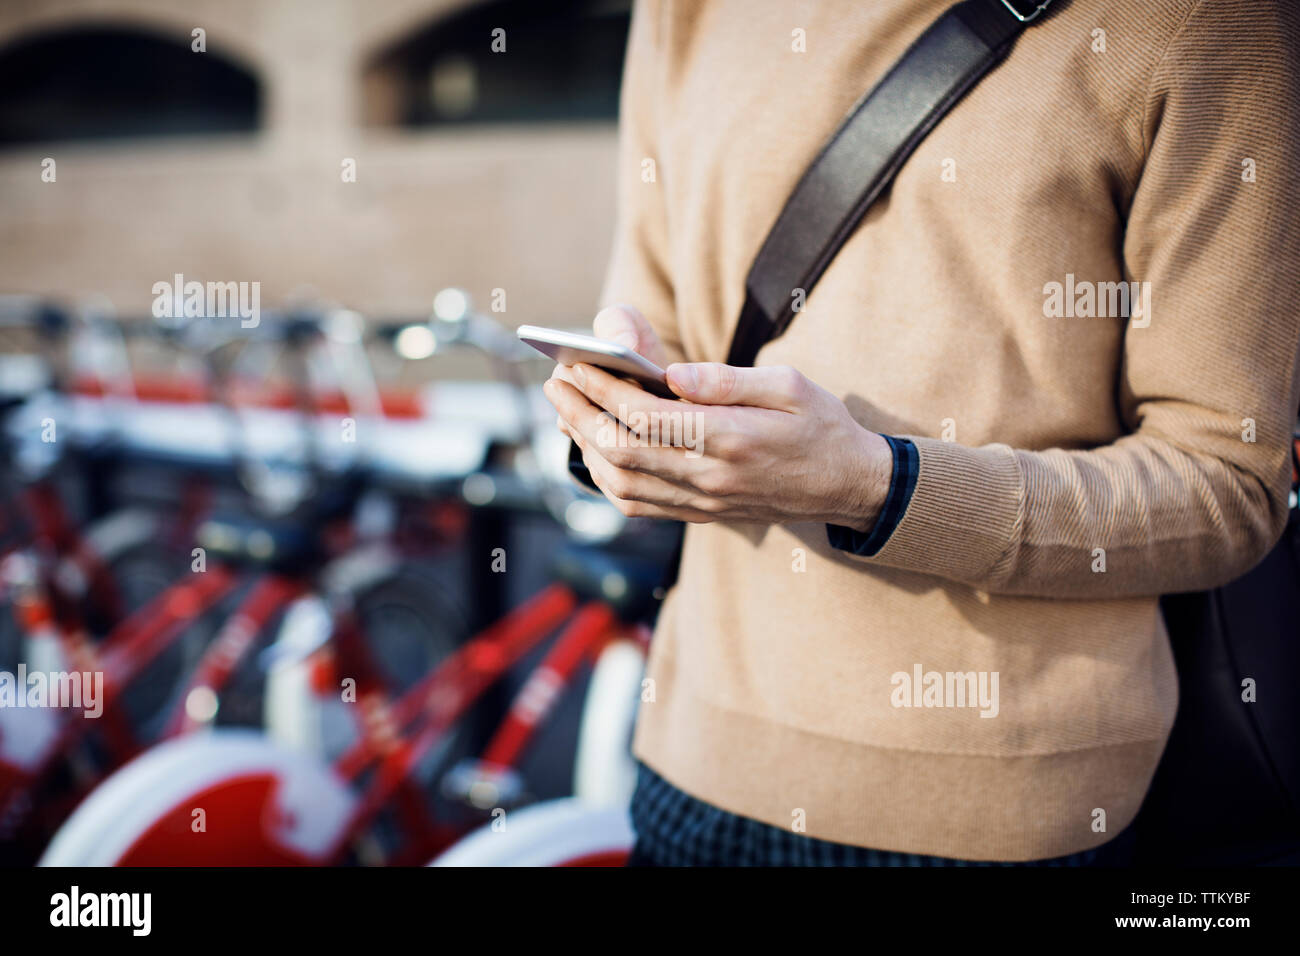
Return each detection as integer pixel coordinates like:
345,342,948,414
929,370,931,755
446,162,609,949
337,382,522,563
668,364,698,393
572,364,587,388
613,332,638,350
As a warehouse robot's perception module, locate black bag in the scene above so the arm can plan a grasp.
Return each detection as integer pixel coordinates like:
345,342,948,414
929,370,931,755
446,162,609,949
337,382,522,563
1135,450,1300,865
575,0,1300,862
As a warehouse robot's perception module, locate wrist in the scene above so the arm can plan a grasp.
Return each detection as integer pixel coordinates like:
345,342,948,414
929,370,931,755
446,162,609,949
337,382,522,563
835,427,893,533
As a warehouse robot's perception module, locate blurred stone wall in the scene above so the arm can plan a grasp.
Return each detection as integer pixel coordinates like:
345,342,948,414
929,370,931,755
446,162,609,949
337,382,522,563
0,0,619,330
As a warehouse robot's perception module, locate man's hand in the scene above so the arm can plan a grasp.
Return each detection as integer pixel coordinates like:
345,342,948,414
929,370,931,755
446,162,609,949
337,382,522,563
587,302,672,369
545,308,894,530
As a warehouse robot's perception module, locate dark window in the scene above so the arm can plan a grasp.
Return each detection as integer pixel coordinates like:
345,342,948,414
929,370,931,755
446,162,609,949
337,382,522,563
0,26,260,148
364,0,631,127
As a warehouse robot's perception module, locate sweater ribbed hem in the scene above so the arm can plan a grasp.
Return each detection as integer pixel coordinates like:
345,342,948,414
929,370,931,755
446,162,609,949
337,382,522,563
865,436,1025,587
633,684,1167,862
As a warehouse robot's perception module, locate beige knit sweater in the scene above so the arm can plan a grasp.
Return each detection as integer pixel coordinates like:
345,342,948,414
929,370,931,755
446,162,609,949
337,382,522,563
601,0,1300,859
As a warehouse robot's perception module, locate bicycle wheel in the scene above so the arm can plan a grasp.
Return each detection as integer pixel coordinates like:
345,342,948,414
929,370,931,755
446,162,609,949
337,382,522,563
354,561,470,695
39,730,355,866
351,562,479,857
429,797,633,867
99,538,218,742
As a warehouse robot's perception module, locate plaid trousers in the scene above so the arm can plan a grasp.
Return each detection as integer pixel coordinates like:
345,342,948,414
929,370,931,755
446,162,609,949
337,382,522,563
627,762,1135,867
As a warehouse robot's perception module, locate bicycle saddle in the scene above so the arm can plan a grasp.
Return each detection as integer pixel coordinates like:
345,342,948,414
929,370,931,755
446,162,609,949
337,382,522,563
546,543,665,620
195,512,320,571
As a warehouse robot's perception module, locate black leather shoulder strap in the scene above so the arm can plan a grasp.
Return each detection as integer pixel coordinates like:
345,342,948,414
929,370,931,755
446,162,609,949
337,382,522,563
727,0,1053,368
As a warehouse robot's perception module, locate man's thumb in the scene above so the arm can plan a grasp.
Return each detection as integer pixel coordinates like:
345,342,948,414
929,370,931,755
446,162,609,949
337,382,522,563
666,363,804,410
594,304,658,360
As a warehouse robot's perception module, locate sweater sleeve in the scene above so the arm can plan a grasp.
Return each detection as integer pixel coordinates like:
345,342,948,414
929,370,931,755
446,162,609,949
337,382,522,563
596,0,686,366
855,0,1300,599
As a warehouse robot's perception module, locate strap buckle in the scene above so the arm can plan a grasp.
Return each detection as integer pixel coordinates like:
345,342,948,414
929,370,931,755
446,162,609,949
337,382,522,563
1000,0,1053,22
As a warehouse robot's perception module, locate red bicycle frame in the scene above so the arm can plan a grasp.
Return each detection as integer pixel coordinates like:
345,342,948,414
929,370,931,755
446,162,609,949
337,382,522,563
0,564,242,832
311,583,631,864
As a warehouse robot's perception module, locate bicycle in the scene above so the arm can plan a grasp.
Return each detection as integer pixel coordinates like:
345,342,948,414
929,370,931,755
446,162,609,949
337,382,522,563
1,302,481,857
37,510,664,865
33,294,670,865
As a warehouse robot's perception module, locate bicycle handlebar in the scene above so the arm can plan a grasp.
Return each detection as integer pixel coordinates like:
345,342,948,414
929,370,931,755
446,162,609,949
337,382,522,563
1,291,622,536
0,296,70,336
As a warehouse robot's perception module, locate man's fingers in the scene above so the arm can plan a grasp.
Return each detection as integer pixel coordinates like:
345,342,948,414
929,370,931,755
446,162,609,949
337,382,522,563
592,305,641,351
549,363,580,389
593,304,668,368
546,378,642,456
580,441,693,507
567,362,682,440
547,378,699,482
665,362,807,411
578,441,719,523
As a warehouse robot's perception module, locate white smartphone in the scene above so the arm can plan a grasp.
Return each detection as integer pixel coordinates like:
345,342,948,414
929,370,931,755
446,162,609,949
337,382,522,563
516,324,675,398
